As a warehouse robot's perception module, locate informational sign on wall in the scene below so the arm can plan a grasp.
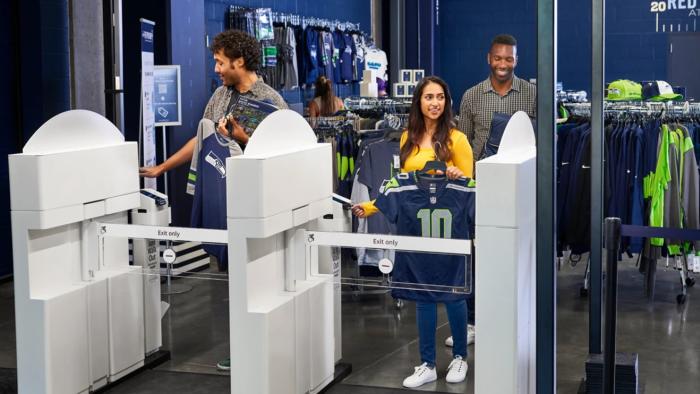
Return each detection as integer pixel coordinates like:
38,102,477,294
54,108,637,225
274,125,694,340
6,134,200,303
140,18,156,189
649,0,699,32
154,65,182,126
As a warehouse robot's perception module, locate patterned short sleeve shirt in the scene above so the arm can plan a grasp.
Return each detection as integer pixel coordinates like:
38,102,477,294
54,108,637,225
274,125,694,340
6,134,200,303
457,76,536,160
202,78,288,122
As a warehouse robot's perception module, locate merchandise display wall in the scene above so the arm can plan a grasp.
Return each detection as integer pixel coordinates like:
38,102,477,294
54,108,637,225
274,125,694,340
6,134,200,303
438,0,696,103
202,0,372,99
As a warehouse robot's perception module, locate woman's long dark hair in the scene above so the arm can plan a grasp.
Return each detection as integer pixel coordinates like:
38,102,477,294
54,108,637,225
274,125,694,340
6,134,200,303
314,76,337,116
399,76,455,166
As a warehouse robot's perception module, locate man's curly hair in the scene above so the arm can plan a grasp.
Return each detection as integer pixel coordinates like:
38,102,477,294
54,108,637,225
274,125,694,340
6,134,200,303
210,30,261,72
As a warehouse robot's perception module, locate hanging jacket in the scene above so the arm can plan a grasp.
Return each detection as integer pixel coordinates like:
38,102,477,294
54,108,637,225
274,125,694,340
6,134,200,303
676,124,700,251
649,124,671,247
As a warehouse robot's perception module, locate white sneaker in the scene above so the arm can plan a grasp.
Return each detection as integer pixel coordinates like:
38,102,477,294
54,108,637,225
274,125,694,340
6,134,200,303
445,356,468,383
403,362,437,388
445,335,454,347
468,324,476,345
445,324,476,347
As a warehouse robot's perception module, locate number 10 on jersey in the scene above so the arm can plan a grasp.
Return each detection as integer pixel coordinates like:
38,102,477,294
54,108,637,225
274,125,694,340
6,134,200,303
417,209,453,238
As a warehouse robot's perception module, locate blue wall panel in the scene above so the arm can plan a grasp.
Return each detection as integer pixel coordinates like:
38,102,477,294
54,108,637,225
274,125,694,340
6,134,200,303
168,0,207,226
439,0,695,111
558,0,592,93
438,0,537,110
404,0,438,73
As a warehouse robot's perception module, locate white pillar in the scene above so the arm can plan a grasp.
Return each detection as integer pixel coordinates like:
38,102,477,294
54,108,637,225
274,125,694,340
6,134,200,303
475,112,537,393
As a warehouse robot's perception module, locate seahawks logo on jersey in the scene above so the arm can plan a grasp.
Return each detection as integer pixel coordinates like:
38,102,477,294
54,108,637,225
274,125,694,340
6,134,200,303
204,151,226,178
379,177,399,194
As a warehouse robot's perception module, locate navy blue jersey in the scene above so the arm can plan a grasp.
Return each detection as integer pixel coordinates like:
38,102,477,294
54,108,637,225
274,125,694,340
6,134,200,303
375,172,475,302
190,132,230,271
332,30,343,83
340,32,354,83
318,31,334,81
304,26,319,85
481,112,511,159
352,33,365,82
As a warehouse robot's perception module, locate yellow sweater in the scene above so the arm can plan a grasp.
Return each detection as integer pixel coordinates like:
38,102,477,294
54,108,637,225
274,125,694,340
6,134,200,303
360,129,473,216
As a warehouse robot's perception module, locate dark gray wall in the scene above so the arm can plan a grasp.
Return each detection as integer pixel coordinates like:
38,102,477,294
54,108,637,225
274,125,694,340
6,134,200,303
70,0,106,114
0,1,20,278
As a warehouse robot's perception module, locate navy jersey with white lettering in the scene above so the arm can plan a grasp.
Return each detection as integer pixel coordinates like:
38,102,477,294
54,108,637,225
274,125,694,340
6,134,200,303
374,172,475,302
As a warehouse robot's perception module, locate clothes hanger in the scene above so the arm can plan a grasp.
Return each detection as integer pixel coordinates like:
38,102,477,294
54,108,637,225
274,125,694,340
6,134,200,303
417,160,447,178
383,128,403,141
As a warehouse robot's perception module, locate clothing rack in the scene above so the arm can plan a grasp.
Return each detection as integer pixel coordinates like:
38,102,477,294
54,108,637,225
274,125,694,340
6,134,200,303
557,90,588,103
307,115,361,132
380,113,408,130
300,16,360,32
227,4,373,99
558,105,700,304
270,12,302,26
564,101,700,115
343,97,412,112
229,5,361,32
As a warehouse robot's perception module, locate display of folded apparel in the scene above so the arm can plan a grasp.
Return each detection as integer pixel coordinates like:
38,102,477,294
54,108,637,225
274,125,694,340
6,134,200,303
585,353,639,394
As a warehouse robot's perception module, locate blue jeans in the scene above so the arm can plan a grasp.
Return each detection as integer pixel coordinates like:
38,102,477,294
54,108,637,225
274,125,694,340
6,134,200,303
416,299,467,367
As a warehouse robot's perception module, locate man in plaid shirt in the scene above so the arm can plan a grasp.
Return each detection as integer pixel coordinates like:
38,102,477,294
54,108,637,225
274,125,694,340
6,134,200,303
457,34,536,161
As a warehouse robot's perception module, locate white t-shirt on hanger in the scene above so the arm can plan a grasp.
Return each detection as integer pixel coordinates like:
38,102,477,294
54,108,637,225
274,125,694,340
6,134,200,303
364,47,389,93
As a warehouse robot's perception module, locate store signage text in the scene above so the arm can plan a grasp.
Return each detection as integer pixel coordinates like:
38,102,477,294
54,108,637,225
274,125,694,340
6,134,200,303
650,0,699,15
373,237,398,248
157,229,181,238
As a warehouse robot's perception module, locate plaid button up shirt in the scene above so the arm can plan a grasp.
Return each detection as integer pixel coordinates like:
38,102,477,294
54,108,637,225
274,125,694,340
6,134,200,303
457,76,536,160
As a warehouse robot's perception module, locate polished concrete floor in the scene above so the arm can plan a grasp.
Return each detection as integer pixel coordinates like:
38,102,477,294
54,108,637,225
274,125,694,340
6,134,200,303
2,254,700,393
